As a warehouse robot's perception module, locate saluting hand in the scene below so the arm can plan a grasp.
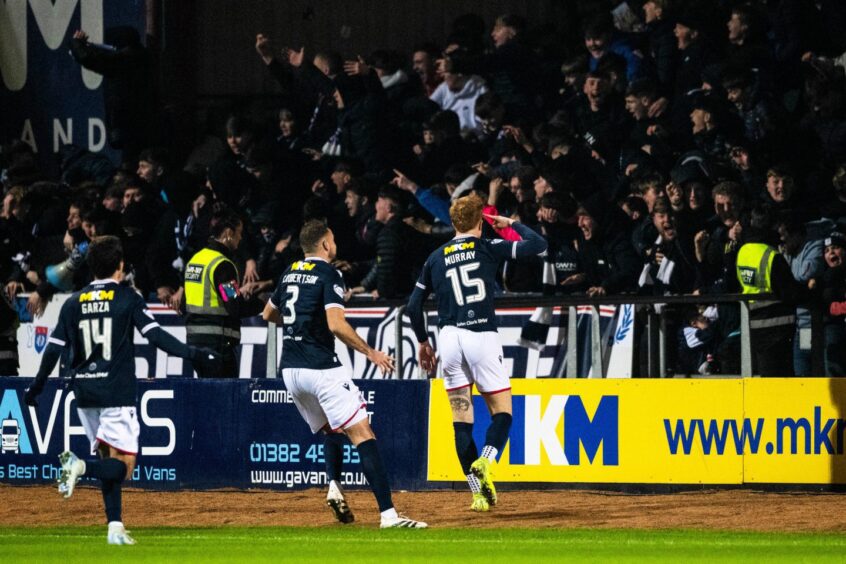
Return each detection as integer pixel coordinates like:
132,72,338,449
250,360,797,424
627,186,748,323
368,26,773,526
483,213,514,230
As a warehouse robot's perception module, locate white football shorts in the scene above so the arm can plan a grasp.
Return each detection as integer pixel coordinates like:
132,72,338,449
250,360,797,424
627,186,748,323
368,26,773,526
282,366,367,434
77,406,140,456
438,325,510,394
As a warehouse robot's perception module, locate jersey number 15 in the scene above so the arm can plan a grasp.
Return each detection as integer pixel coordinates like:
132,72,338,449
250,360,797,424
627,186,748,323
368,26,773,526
445,263,485,306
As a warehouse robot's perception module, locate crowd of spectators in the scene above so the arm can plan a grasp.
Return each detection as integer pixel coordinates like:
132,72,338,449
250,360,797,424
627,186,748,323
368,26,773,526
4,1,846,376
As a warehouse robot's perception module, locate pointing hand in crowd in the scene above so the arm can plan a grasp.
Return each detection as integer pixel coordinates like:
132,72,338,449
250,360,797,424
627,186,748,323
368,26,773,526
255,34,274,64
392,170,419,194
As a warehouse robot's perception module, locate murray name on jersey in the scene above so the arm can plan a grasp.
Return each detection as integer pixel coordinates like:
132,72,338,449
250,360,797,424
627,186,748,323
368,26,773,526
443,241,476,265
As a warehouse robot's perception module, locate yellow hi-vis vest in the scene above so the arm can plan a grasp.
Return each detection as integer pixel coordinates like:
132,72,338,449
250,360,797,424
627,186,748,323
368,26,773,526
736,242,795,329
736,242,776,295
185,247,236,315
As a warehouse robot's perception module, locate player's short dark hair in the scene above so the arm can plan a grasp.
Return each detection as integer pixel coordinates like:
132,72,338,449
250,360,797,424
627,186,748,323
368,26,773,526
299,219,330,253
209,203,242,239
87,235,124,279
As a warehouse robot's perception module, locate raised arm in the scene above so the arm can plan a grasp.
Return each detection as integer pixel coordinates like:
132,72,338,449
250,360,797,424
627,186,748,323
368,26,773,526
485,214,548,258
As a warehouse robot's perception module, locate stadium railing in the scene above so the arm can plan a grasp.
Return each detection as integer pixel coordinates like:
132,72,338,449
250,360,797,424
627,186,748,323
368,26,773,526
267,292,823,379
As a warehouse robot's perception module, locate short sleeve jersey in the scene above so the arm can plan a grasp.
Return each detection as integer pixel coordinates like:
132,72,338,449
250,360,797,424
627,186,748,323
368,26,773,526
416,236,516,333
49,280,161,408
270,258,346,370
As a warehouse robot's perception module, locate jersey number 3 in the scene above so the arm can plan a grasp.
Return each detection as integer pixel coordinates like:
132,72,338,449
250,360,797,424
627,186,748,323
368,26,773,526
446,263,485,306
283,286,300,324
79,318,112,361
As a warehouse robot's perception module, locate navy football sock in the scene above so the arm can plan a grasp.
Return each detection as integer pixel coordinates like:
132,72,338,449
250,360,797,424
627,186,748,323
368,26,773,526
85,458,127,482
101,479,122,523
356,439,393,512
452,422,478,474
482,413,512,461
324,433,345,483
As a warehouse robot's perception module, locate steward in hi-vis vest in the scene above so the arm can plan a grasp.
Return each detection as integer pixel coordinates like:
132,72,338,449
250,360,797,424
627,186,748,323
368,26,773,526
184,205,263,377
735,220,816,376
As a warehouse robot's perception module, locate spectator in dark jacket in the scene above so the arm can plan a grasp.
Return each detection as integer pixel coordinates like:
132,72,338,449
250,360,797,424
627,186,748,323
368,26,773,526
721,67,782,158
255,34,340,148
670,11,720,142
724,4,773,78
576,197,640,296
478,14,542,122
69,27,158,164
537,192,581,295
642,0,677,95
349,188,422,298
639,197,698,295
583,14,644,84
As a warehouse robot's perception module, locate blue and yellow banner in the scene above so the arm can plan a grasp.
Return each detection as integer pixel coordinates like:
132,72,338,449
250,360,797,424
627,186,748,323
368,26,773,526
427,379,846,485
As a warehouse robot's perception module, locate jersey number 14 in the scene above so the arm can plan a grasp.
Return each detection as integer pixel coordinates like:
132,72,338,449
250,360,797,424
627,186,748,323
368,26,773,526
79,318,112,361
446,263,485,306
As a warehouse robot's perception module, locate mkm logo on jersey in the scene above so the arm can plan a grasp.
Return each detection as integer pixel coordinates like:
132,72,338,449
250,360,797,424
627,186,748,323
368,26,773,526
443,242,475,255
291,261,317,271
78,289,114,302
471,394,619,466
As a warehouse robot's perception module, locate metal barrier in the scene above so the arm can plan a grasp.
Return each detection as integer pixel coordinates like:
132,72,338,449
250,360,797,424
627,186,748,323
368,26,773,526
266,292,824,379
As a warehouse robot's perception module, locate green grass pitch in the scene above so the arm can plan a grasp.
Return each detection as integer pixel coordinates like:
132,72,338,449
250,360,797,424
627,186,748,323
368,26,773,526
2,527,844,562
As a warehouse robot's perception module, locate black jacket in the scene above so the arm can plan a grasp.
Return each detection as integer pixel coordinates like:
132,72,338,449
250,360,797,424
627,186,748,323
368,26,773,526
360,217,425,298
70,31,158,154
639,236,699,295
579,232,641,294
